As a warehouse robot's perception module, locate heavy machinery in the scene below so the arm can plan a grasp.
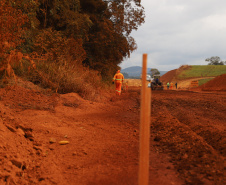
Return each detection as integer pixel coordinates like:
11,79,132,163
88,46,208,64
150,75,164,90
146,74,152,82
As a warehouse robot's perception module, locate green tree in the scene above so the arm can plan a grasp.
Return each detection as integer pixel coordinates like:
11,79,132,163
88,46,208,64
36,0,92,39
23,0,91,63
5,0,145,82
107,0,145,36
80,0,145,80
205,56,225,65
150,68,160,77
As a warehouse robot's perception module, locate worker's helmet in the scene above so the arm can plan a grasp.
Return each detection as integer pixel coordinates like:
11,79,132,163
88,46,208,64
117,70,120,73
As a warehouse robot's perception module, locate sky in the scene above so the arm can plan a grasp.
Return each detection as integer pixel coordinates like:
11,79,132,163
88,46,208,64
120,0,226,71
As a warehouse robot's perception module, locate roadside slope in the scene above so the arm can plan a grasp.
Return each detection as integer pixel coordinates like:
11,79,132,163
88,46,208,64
198,74,226,91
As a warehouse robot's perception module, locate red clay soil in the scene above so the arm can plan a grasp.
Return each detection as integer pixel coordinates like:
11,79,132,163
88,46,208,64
160,69,177,84
0,83,225,185
198,74,226,91
160,65,192,85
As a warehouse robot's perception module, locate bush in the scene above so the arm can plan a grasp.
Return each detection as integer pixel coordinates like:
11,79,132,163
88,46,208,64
7,58,107,101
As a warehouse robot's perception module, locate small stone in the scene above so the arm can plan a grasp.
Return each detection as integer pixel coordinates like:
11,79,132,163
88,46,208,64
33,146,43,151
59,140,69,145
49,138,57,143
14,153,20,159
16,128,25,136
25,131,34,141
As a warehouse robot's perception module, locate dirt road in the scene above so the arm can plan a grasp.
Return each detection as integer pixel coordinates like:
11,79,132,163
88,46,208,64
0,85,225,185
176,77,214,89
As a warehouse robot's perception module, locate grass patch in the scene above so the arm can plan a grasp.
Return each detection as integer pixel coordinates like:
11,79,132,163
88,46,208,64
178,65,226,80
198,78,214,86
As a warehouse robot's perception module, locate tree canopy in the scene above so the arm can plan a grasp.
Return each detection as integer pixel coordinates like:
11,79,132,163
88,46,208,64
205,56,225,65
150,68,160,77
0,0,28,60
0,0,145,81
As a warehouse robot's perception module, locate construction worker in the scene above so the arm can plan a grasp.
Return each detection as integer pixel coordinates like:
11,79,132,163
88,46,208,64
112,70,124,95
125,81,128,92
167,82,170,89
170,82,173,90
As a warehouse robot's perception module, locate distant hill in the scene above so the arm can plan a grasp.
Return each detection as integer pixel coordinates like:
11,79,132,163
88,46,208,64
121,66,167,78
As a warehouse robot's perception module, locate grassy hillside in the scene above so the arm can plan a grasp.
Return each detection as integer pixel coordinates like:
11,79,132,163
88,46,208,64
177,65,226,79
198,78,214,86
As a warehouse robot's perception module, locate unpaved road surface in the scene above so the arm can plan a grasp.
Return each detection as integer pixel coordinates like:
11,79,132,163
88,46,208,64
0,85,225,185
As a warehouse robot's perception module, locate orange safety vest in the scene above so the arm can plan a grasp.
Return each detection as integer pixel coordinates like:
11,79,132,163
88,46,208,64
113,73,124,83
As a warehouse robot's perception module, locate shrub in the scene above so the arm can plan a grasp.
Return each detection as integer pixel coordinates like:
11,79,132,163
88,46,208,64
10,58,106,101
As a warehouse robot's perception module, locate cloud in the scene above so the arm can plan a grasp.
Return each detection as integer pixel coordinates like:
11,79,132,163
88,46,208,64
120,0,226,71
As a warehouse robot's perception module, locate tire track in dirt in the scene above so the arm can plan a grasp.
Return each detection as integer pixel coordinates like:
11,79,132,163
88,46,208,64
151,90,225,185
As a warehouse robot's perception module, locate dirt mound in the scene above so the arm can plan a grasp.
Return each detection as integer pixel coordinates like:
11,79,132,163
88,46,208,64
0,85,58,110
161,65,192,84
160,69,177,84
199,74,226,91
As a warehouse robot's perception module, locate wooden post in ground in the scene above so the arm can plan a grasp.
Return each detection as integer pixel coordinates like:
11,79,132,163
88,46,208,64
138,54,151,185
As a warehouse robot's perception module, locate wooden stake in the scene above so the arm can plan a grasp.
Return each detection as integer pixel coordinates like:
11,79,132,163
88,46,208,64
138,54,151,185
